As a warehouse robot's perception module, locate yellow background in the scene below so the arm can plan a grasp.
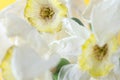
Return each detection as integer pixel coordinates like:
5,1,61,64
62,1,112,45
0,0,89,10
0,0,16,10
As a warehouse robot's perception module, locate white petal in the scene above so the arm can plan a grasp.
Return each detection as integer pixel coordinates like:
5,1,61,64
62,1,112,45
50,36,84,56
111,49,120,79
11,45,60,80
91,0,120,45
40,33,56,44
37,71,53,80
99,72,118,80
65,0,87,17
83,0,104,20
58,64,90,80
0,23,12,63
3,14,49,55
63,18,91,40
3,14,33,38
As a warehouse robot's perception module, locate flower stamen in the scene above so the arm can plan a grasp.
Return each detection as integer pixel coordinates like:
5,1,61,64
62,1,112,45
40,6,55,21
93,44,108,61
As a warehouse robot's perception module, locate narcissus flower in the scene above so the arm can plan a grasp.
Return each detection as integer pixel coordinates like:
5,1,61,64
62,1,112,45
24,0,67,33
0,0,70,44
0,14,60,80
0,45,60,80
53,0,120,79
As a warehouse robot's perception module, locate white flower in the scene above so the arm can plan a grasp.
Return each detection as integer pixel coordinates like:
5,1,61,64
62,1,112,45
54,0,120,79
0,44,60,80
0,0,74,79
0,0,68,33
0,14,60,80
0,0,72,45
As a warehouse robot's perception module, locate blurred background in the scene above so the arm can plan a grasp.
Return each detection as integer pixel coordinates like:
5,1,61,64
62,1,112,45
0,0,15,10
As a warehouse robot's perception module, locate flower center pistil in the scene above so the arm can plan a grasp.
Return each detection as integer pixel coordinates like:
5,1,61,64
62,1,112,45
93,44,108,61
40,6,55,20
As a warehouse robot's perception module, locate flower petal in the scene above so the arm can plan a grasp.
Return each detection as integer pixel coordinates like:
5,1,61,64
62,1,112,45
58,64,90,80
99,71,119,80
63,18,91,40
50,36,84,56
36,71,53,80
40,29,69,44
11,45,60,80
0,47,15,80
91,0,120,45
111,49,120,79
3,14,49,55
83,0,103,20
0,23,12,63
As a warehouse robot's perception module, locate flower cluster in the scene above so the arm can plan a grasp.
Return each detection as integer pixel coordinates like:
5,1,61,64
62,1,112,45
0,0,120,80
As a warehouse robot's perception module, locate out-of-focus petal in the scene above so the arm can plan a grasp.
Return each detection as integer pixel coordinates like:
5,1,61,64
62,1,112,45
99,72,118,80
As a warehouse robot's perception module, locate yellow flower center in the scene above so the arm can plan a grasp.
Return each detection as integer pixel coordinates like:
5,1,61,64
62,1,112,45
40,6,55,21
93,44,108,61
24,0,67,33
78,34,116,77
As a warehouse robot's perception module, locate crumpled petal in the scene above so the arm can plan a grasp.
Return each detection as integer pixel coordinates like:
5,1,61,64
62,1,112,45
49,18,91,58
11,45,60,80
58,64,90,80
91,0,120,46
50,36,83,56
63,18,91,40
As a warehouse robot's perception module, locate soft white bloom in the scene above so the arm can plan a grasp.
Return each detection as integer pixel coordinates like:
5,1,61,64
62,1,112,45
11,44,60,80
0,0,73,45
0,14,61,80
0,0,78,79
53,0,120,79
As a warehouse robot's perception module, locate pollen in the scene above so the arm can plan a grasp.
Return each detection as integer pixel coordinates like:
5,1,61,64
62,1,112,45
93,44,108,61
40,6,55,21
